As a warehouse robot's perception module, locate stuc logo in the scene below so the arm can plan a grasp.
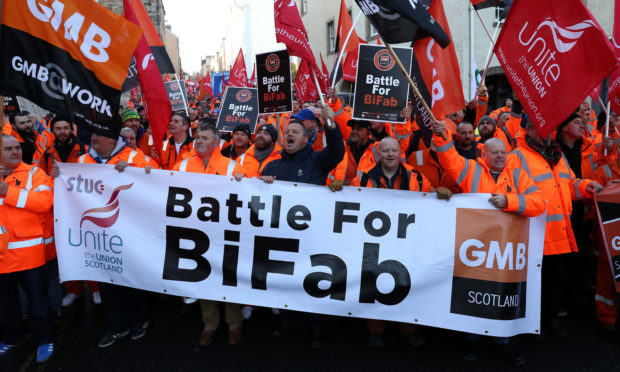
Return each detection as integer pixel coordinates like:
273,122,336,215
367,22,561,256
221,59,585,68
450,208,530,320
236,89,252,102
374,50,395,71
80,183,133,228
266,54,280,73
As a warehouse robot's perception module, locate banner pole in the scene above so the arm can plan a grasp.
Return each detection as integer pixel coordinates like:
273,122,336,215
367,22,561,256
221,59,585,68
331,12,363,88
174,73,189,115
604,100,611,156
384,43,446,140
310,68,335,128
473,7,495,44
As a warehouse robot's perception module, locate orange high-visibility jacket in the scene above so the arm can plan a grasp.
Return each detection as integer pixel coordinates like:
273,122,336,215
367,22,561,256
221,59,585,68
351,162,432,192
434,134,546,217
588,161,619,186
0,162,53,273
506,142,595,255
489,106,510,120
138,133,154,157
328,98,352,140
476,127,517,155
172,148,247,177
78,146,148,168
237,144,282,178
475,95,489,126
406,148,461,193
153,135,194,170
328,141,379,185
33,140,87,175
35,130,55,155
0,225,8,262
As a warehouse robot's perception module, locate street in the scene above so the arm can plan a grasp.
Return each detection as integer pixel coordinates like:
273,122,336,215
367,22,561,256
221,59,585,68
1,291,619,372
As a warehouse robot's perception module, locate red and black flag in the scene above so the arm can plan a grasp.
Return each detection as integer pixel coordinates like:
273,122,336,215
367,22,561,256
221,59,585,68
354,0,450,47
470,0,512,19
127,0,175,74
124,0,171,155
0,0,142,137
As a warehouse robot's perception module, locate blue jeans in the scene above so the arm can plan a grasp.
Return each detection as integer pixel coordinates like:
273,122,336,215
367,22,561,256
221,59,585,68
0,265,53,345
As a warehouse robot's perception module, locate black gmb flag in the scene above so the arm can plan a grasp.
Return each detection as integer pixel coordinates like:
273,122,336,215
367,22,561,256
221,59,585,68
0,0,142,137
354,0,450,48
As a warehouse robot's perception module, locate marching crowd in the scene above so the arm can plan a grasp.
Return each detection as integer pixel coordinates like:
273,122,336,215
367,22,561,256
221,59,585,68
1,85,619,367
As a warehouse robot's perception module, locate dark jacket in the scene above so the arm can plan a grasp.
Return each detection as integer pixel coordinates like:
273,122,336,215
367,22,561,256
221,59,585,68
261,126,345,185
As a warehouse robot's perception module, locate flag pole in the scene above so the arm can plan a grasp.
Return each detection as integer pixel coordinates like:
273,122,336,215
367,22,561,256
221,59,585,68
310,68,335,128
331,12,363,88
384,43,446,140
598,97,609,116
174,73,189,115
473,7,495,44
474,24,500,98
604,100,611,156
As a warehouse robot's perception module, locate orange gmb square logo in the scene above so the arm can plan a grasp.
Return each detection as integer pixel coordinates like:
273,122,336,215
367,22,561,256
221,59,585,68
450,208,530,320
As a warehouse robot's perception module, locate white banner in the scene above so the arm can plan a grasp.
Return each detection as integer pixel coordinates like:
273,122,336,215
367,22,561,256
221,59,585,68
54,163,545,337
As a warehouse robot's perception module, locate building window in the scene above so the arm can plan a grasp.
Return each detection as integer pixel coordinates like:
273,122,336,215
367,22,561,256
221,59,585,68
327,20,336,54
368,23,378,40
301,0,307,15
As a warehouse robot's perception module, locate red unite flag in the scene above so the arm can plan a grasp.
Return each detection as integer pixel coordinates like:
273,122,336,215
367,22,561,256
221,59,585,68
414,0,464,119
495,0,618,138
295,59,319,103
123,0,171,154
200,72,213,101
229,49,249,87
274,0,317,68
608,0,620,114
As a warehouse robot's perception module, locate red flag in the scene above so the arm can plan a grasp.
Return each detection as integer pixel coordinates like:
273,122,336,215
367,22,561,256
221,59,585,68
123,0,171,155
274,0,317,68
589,82,602,103
250,63,257,88
413,0,465,119
130,87,139,101
229,49,249,87
337,0,360,55
295,59,319,103
495,0,618,138
200,72,213,101
342,38,366,83
608,0,620,113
